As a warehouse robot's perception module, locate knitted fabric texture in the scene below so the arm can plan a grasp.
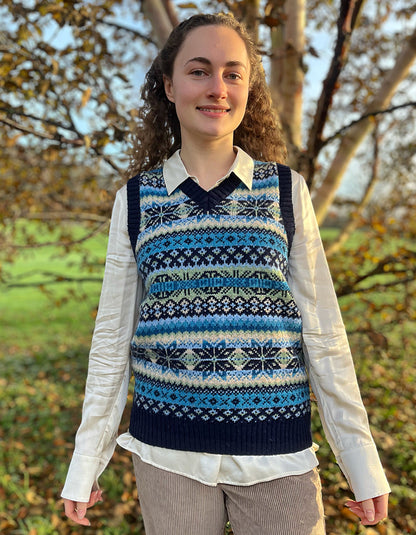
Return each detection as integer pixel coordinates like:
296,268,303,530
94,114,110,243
128,161,312,455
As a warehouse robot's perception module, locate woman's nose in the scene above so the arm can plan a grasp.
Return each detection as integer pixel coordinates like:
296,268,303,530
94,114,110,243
207,73,227,99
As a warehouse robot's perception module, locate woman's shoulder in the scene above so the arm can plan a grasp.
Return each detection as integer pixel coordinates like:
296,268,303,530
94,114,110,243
252,161,304,185
124,167,165,190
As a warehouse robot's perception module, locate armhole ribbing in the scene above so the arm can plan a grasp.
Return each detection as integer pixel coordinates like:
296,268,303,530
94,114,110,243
277,163,295,255
127,175,140,259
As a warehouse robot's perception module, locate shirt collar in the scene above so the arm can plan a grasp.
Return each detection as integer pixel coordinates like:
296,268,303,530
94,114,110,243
163,147,254,196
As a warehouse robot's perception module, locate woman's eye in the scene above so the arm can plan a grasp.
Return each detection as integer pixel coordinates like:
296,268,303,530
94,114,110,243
227,72,242,80
191,69,206,76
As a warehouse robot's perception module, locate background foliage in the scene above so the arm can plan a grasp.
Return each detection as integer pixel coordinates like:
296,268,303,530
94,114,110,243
1,1,415,534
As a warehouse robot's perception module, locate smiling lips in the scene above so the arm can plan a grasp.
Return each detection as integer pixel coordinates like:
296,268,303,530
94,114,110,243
197,106,230,114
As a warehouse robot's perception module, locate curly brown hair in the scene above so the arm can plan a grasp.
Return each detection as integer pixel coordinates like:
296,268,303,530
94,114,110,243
126,13,287,177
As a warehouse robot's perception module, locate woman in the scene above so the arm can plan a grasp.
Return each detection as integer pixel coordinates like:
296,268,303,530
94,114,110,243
62,13,390,534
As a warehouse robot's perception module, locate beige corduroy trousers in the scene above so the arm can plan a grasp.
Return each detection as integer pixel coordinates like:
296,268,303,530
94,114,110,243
132,454,325,535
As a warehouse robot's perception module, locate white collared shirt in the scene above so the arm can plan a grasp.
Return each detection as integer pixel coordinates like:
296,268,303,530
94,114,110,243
163,147,254,194
62,148,390,504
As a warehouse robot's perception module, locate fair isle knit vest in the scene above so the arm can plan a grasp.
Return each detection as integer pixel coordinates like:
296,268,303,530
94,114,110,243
127,161,312,455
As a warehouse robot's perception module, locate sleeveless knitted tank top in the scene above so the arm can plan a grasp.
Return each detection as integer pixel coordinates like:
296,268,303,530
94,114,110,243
127,161,312,455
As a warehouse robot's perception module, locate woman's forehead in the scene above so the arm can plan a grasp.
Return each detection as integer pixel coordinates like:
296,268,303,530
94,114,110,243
175,25,249,67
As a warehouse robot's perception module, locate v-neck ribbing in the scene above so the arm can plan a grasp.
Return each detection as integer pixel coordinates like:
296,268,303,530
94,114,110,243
178,172,241,213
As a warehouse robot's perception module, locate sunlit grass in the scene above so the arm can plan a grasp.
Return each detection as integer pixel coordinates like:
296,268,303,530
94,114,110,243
1,222,106,355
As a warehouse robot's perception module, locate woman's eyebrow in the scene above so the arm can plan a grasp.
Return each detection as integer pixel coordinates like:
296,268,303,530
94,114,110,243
185,56,247,70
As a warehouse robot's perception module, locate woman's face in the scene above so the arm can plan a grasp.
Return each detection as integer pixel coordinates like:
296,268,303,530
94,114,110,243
164,24,250,147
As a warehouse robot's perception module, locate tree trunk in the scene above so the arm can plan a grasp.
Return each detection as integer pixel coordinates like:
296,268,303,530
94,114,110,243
141,0,174,48
162,0,179,27
269,0,306,166
313,26,416,225
242,0,261,42
325,124,380,257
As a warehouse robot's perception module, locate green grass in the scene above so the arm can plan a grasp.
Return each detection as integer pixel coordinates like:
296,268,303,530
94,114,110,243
1,223,107,354
1,223,415,534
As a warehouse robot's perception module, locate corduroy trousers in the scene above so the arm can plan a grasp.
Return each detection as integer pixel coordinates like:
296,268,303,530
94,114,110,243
132,454,325,535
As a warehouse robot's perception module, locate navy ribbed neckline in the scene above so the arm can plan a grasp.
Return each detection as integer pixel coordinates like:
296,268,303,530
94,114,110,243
179,172,241,213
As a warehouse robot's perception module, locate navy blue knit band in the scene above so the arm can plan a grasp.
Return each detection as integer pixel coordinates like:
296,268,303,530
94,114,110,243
277,163,295,255
127,174,140,259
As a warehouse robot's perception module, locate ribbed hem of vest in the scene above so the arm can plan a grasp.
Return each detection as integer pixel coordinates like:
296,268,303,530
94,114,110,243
128,404,312,455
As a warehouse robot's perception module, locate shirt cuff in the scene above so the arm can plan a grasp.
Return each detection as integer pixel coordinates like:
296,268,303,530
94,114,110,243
337,442,391,502
61,452,104,502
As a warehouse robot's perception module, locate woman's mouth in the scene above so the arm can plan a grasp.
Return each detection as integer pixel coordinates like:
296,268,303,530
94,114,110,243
196,106,230,114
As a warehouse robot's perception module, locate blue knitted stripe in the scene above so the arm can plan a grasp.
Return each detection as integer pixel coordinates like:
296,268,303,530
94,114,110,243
134,314,301,336
148,277,291,294
134,377,310,410
138,227,287,262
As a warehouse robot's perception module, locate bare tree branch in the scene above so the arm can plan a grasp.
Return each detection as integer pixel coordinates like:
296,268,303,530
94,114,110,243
19,212,109,223
11,221,109,249
5,274,103,289
322,101,416,147
0,115,83,145
0,106,123,174
338,275,415,297
91,145,123,174
0,106,74,133
301,0,364,186
336,249,416,297
95,17,157,45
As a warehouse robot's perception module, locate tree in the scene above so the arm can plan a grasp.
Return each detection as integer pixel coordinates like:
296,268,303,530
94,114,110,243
1,2,415,532
0,0,416,318
1,0,415,315
0,0,416,293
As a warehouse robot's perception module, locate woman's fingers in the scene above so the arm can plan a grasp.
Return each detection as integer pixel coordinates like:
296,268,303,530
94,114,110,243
345,494,388,525
63,490,103,526
86,489,103,508
372,494,389,522
63,499,90,526
360,498,376,523
75,502,90,524
346,499,373,524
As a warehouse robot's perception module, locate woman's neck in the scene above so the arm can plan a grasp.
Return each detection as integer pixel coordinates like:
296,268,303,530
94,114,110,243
179,139,237,190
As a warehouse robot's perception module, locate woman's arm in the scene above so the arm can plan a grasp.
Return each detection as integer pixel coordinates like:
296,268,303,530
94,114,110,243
287,172,390,507
61,186,142,504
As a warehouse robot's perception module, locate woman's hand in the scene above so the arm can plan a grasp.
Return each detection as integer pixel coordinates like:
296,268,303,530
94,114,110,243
345,493,388,525
63,489,103,526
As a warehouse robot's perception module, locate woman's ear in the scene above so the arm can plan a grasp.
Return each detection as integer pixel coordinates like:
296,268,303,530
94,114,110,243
163,75,175,103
